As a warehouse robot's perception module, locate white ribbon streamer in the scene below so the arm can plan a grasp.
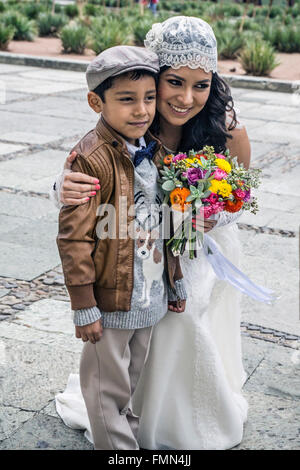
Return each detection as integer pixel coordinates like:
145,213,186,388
202,234,277,304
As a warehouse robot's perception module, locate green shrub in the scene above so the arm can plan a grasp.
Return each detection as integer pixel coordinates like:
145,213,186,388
64,4,79,18
269,6,283,19
215,29,245,60
0,22,15,50
0,1,5,13
60,23,88,54
37,12,67,37
90,16,134,54
238,40,280,76
234,17,262,32
289,4,300,18
132,16,155,46
255,6,270,17
83,3,100,16
223,4,243,17
21,2,45,19
2,11,37,41
55,3,62,14
277,25,300,52
159,0,173,11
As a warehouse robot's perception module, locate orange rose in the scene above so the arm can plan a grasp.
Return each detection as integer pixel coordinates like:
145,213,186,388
163,155,173,165
195,153,207,160
225,199,244,213
170,187,191,212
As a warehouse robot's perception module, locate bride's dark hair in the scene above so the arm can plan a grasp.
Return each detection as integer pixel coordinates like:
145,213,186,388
150,67,237,153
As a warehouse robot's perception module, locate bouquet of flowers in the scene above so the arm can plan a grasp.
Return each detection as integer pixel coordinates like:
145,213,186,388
159,145,262,259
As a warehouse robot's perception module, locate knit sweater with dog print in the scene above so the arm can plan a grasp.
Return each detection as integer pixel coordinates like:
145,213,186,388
73,137,187,329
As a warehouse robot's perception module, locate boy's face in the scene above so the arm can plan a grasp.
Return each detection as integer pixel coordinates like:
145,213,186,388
90,75,156,145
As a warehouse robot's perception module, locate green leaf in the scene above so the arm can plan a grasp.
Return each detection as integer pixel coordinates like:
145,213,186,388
162,180,176,191
194,199,203,209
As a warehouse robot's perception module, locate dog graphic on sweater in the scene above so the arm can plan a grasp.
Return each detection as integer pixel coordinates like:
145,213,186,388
134,192,164,308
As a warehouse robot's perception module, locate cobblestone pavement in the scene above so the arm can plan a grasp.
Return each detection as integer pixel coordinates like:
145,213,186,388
0,63,299,450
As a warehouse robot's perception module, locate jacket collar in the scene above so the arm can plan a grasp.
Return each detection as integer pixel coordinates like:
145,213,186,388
95,115,163,164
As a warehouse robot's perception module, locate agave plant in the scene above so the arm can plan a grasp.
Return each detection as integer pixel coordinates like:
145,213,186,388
0,22,15,50
132,16,155,46
238,39,280,76
60,23,88,54
37,12,67,37
20,2,45,20
90,16,134,54
64,4,79,19
2,11,37,41
215,29,245,60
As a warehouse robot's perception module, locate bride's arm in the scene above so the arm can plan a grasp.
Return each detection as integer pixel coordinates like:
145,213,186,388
50,151,100,207
211,116,251,228
226,111,251,170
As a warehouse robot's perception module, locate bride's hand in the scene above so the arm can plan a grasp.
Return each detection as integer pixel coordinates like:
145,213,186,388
60,151,101,206
192,215,217,233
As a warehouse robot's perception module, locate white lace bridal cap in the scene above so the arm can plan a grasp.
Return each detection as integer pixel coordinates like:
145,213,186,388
144,16,218,73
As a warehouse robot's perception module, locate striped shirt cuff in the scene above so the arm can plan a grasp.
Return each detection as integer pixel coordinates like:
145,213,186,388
168,279,187,301
73,306,102,326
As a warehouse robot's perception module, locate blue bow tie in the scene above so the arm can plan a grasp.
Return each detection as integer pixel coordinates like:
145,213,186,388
133,141,157,167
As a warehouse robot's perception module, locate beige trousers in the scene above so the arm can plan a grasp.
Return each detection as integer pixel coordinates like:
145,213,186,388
79,326,152,450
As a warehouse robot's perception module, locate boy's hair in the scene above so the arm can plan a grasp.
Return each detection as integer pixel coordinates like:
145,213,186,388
93,69,158,103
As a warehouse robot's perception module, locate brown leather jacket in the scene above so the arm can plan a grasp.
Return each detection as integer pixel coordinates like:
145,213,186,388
57,116,184,311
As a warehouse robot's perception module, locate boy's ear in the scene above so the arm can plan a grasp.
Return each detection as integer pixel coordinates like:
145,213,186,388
88,91,103,113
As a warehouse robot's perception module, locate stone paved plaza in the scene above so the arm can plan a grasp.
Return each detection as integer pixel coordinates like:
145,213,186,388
0,63,299,450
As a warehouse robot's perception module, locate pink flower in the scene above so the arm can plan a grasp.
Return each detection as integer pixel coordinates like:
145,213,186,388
172,153,186,163
203,192,219,204
233,189,246,199
213,168,228,180
202,205,213,219
211,201,225,214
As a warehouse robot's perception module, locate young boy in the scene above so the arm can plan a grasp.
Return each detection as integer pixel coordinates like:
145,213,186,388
57,46,187,450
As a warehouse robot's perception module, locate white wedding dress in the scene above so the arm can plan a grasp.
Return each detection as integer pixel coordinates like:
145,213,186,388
55,220,248,450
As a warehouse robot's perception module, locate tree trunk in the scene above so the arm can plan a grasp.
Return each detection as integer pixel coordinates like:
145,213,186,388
51,0,56,14
239,0,250,33
267,0,274,19
140,0,145,15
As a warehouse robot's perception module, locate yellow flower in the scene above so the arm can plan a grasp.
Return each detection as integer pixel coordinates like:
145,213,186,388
185,157,202,167
209,179,232,198
215,158,231,174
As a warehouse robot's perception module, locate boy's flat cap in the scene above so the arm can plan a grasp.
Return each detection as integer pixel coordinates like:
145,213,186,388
86,45,160,91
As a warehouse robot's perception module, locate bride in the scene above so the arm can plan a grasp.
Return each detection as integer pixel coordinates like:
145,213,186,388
52,16,250,450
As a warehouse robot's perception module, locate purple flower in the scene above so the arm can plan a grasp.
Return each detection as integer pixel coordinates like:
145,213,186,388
186,167,207,185
244,189,251,202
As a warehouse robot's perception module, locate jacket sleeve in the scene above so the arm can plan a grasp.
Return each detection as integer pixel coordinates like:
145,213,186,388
57,155,101,311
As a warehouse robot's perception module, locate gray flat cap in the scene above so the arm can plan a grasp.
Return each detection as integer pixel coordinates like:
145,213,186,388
86,45,160,91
